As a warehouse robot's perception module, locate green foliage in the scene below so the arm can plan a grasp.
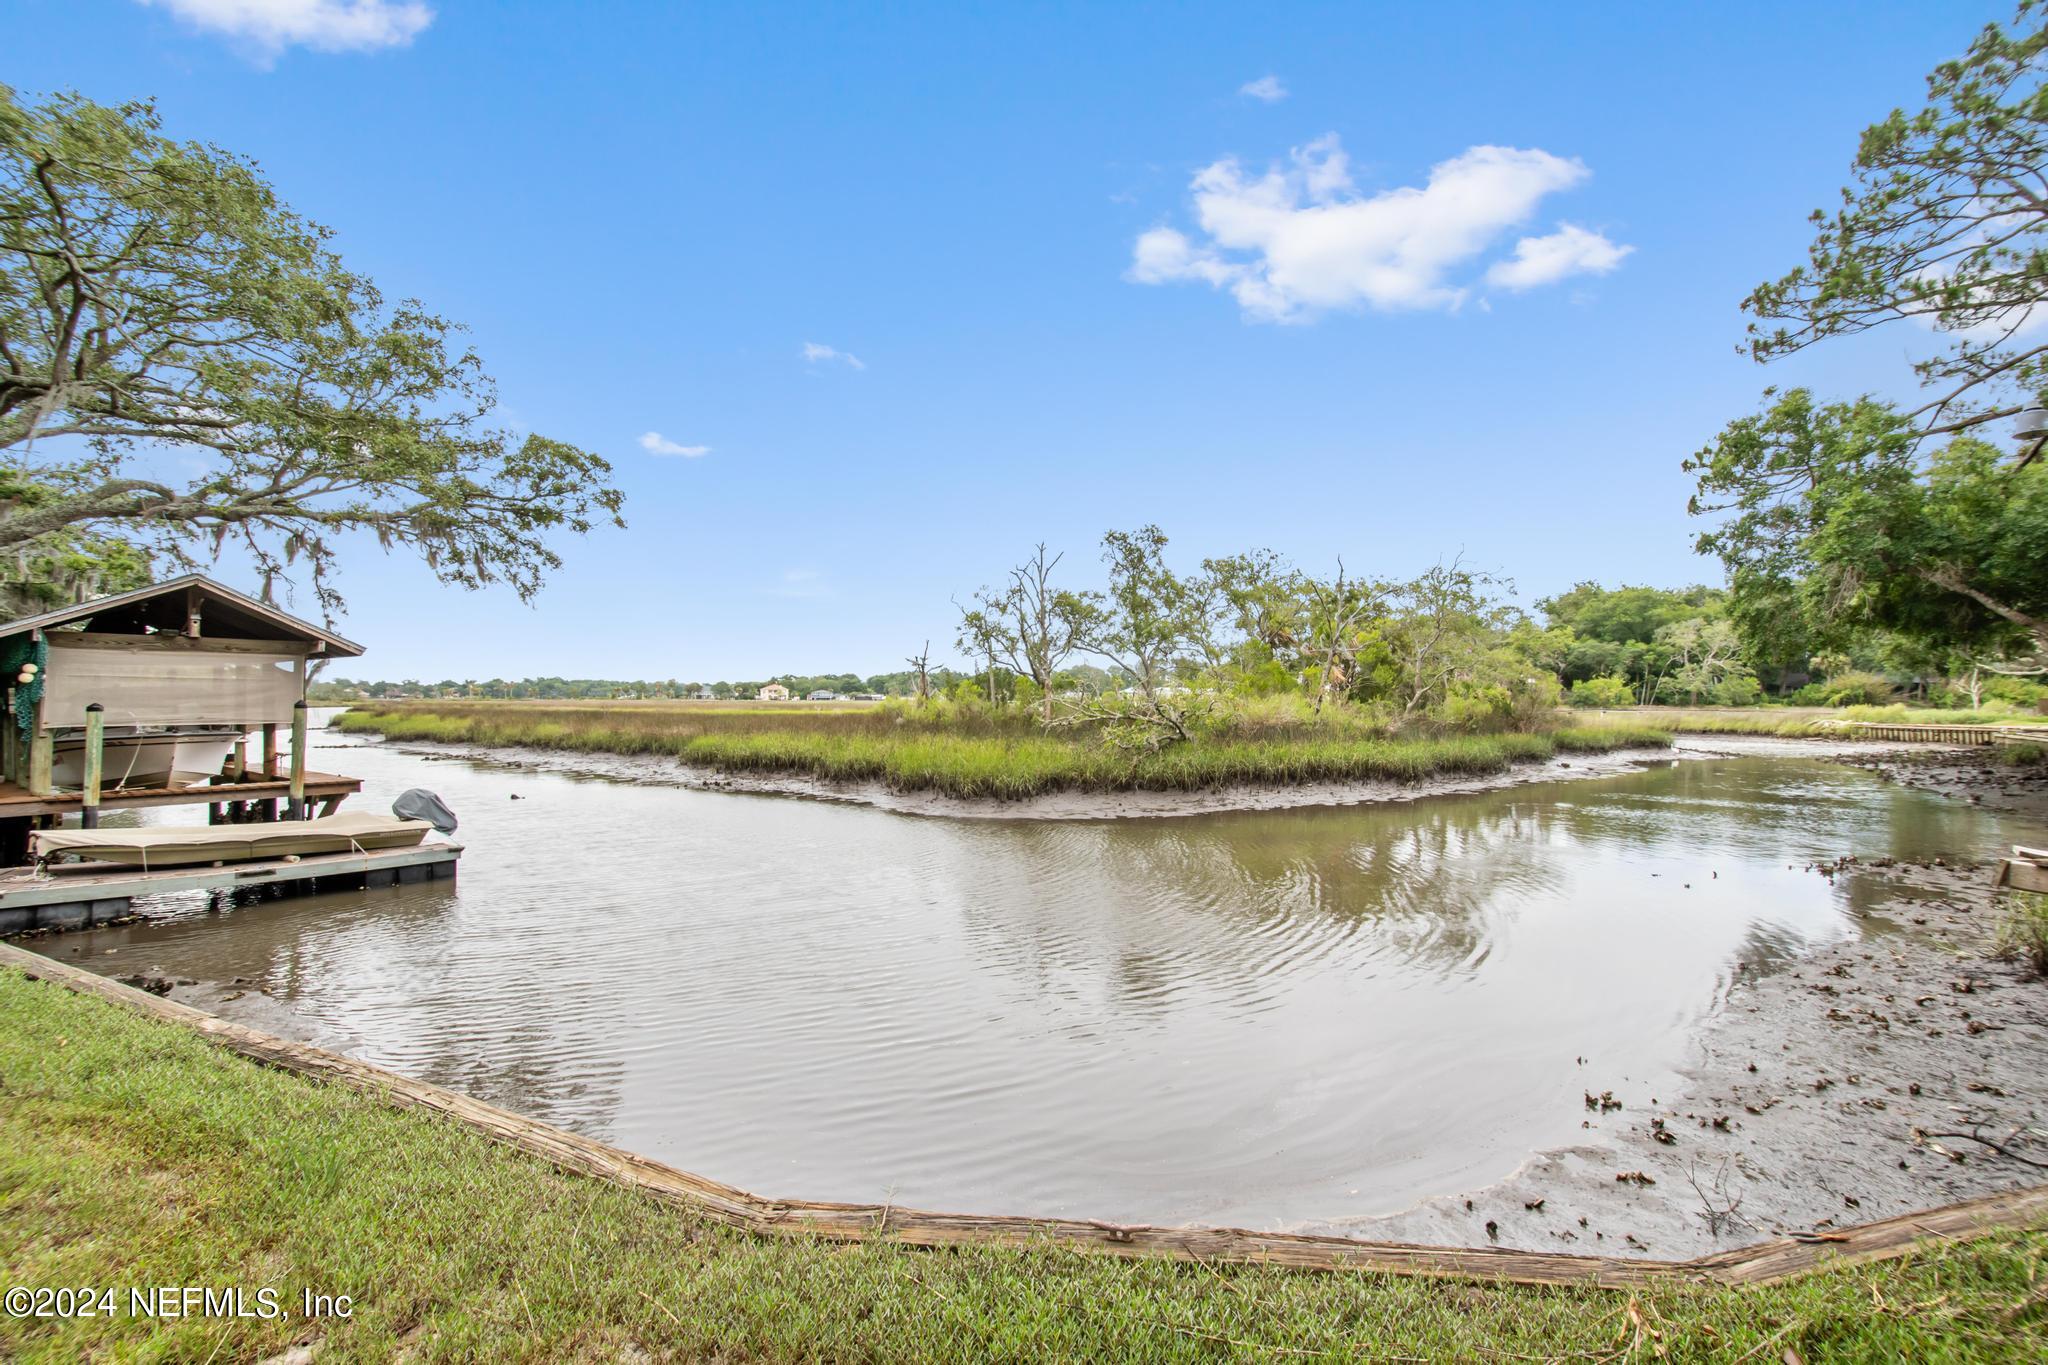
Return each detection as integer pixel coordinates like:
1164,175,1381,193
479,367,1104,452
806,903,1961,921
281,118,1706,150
1997,742,2046,767
1815,670,1899,707
1707,673,1763,706
1539,582,1722,643
1568,675,1635,708
1650,618,1751,705
1743,3,2048,440
0,86,623,612
1701,9,2048,680
1984,674,2048,710
1692,390,2048,661
0,521,150,622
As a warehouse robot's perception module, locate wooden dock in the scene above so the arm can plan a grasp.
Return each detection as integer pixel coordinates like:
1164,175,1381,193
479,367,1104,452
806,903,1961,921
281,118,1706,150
0,840,459,934
1845,722,2048,745
0,768,361,820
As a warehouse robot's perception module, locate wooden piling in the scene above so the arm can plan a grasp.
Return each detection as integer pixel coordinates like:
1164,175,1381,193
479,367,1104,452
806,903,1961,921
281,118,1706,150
80,703,104,830
28,721,52,800
286,700,307,820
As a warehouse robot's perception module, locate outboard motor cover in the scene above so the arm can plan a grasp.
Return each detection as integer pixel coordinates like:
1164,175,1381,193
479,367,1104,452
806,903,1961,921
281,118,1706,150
391,787,458,834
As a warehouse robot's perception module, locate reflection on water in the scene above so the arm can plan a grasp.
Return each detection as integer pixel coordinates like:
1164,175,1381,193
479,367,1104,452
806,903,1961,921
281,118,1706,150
31,733,2030,1228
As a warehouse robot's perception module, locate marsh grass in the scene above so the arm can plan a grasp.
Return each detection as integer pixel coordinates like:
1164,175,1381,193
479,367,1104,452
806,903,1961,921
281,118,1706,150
1997,894,2048,976
3,969,2044,1363
333,702,1669,800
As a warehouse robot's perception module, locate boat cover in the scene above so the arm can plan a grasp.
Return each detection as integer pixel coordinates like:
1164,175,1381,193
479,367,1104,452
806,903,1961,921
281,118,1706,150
391,787,458,834
31,814,434,868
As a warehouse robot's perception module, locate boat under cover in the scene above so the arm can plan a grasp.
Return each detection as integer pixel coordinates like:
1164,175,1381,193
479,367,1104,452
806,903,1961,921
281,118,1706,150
30,814,434,868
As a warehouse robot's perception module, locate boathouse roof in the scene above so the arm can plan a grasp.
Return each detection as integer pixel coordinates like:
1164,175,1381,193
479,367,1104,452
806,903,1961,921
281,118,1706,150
0,575,365,658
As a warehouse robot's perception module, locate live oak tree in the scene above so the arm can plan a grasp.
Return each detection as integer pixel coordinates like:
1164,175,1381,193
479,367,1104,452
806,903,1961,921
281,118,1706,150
1743,3,2048,445
1697,8,2048,672
1692,389,2048,661
0,87,623,616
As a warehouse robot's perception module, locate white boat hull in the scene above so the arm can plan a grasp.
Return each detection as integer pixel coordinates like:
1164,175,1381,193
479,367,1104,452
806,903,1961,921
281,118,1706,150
51,731,240,792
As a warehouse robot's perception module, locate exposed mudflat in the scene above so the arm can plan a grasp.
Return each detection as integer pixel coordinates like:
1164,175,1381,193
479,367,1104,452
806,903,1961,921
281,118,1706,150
1830,742,2048,822
1324,855,2048,1259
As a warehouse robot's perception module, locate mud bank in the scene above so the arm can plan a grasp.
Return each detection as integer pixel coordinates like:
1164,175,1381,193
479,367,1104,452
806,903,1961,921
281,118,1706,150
1328,858,2048,1258
1828,744,2048,823
368,735,1684,820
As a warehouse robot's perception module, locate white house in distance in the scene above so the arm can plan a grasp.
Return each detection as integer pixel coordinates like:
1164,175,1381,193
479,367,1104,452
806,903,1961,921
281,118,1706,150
757,683,791,701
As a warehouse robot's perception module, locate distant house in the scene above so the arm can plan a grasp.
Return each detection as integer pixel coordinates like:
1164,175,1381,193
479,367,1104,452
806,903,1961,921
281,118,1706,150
757,683,791,701
807,689,840,701
690,687,715,700
849,692,886,702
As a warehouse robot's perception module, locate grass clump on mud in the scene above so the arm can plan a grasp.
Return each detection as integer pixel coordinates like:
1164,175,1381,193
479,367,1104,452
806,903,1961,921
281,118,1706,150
5,967,2045,1363
333,700,1669,801
1998,894,2048,977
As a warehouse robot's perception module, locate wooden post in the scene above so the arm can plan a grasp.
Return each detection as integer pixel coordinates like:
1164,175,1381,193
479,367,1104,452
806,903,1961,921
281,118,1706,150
259,721,279,820
2,688,14,786
233,735,248,782
81,703,104,829
287,700,307,820
27,699,51,799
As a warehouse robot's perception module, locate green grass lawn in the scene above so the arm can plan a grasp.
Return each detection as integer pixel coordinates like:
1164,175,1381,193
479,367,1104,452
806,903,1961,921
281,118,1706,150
333,701,1671,801
3,968,2043,1362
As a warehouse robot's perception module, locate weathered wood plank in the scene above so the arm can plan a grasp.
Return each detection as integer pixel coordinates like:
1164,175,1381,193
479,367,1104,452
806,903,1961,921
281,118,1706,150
0,941,2039,1288
0,769,359,819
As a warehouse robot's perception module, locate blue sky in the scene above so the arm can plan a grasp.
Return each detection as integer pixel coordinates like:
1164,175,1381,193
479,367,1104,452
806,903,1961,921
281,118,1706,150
14,1,2001,680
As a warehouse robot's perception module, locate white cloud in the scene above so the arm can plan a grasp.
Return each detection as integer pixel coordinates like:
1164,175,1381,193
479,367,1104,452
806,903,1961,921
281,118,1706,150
1485,223,1632,290
801,341,866,370
1128,134,1629,321
638,431,709,458
141,0,433,56
1239,74,1288,102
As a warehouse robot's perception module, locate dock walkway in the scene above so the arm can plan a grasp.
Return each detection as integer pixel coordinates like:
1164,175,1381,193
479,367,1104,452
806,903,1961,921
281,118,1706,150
1843,722,2048,745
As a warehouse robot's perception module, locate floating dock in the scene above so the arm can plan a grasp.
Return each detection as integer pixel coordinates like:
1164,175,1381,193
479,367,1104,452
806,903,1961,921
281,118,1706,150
0,840,460,934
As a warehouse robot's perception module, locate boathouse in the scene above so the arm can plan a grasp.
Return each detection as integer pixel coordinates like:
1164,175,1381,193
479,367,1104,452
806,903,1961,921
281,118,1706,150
0,576,367,854
0,576,460,932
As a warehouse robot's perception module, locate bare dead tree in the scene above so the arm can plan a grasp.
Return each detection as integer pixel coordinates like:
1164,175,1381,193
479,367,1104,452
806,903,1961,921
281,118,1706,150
979,545,1103,723
1302,558,1383,714
904,641,934,703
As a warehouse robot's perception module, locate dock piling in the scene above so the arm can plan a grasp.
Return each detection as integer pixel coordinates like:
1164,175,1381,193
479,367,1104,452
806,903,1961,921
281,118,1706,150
81,703,104,829
28,729,52,799
286,700,307,820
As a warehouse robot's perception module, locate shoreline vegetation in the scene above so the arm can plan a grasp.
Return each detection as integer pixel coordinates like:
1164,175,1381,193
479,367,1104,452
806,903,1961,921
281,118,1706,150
6,966,2046,1363
333,701,1675,801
